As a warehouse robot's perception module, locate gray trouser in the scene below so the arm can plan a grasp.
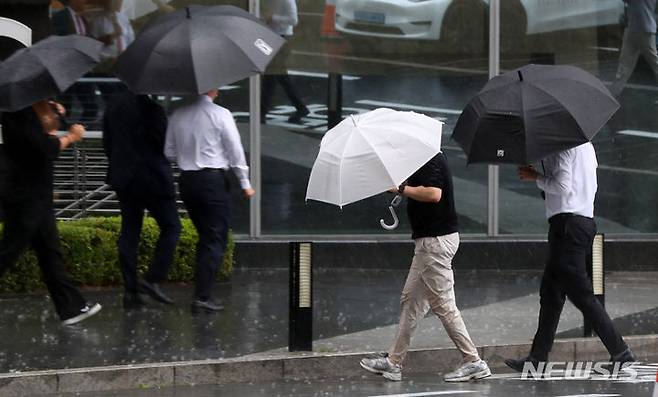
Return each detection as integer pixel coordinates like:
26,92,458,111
610,29,658,97
388,233,480,365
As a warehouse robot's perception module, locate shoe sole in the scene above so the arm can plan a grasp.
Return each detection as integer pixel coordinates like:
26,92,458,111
191,305,224,314
359,361,401,382
444,368,492,382
62,303,102,325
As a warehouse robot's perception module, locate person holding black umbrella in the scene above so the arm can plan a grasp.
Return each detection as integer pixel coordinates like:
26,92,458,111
165,90,255,313
505,142,635,371
0,100,102,325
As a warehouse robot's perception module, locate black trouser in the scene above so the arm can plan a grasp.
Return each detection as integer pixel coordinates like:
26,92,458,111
117,190,181,293
0,198,86,320
261,38,306,116
179,169,230,301
261,74,307,116
530,214,627,361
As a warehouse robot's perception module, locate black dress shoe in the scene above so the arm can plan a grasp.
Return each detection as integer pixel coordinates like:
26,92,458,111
287,108,309,123
600,347,637,373
123,292,146,309
139,280,173,304
191,299,224,313
611,347,636,364
504,356,541,373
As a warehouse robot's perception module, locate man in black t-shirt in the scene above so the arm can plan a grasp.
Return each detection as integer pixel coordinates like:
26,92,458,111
360,153,490,382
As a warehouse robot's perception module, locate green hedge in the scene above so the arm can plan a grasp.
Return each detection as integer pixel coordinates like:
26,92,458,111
0,217,234,293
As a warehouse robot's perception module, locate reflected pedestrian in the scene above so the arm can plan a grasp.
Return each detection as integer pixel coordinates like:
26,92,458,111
103,88,181,309
89,0,135,106
359,152,491,382
506,142,635,371
609,0,658,97
51,0,99,124
0,101,101,325
261,0,310,124
165,90,255,313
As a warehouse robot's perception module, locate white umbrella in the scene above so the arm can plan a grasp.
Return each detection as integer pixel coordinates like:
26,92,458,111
306,108,443,228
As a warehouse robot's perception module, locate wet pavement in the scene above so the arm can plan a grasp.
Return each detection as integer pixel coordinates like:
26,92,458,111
46,368,658,397
0,269,656,373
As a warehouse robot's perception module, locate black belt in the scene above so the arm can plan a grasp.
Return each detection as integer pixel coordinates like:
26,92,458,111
548,212,592,224
182,168,225,173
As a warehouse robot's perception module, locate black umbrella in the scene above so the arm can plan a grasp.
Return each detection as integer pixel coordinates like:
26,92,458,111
452,64,619,164
0,35,102,112
115,5,286,95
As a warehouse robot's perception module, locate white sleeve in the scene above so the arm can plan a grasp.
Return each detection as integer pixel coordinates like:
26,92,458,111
164,121,177,162
218,112,251,190
272,0,298,27
89,15,112,38
536,150,574,196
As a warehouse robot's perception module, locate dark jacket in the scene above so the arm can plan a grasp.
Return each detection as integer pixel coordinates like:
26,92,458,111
1,107,61,202
102,92,175,197
51,7,82,36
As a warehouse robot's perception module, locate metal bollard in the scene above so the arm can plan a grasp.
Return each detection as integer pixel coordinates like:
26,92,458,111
584,233,605,337
289,242,313,351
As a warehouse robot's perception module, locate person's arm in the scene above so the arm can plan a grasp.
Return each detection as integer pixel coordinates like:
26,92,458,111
143,99,168,151
163,119,177,162
59,124,85,151
90,15,115,45
218,112,255,198
401,185,442,203
271,0,298,27
527,151,575,196
388,158,444,203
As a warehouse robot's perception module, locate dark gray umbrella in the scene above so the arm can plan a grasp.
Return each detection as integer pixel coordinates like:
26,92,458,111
452,64,619,164
115,5,285,95
0,35,102,112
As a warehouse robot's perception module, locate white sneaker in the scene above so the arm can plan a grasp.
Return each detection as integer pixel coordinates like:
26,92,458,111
360,353,402,381
444,359,491,382
61,303,102,325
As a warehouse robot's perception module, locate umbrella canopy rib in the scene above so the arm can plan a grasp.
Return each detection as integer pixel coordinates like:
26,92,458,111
210,29,260,75
526,79,617,138
525,81,599,138
348,126,402,195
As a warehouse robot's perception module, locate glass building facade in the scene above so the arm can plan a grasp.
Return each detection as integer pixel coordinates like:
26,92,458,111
2,0,657,239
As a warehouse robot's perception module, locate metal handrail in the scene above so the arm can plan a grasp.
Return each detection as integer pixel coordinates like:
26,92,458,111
69,190,117,220
54,183,112,218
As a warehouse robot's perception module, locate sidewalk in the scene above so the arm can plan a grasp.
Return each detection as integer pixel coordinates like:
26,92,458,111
0,269,656,374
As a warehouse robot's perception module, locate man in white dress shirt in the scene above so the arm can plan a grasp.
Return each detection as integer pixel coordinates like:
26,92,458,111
165,90,255,313
505,142,635,371
261,0,309,124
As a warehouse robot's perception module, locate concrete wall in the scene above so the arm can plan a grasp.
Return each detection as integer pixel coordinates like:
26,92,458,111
235,239,658,271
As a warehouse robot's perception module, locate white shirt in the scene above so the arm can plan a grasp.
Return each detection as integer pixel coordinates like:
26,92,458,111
89,11,135,60
535,142,598,220
67,7,86,35
165,96,252,190
267,0,298,36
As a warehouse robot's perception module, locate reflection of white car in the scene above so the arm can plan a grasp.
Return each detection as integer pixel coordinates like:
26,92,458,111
335,0,623,42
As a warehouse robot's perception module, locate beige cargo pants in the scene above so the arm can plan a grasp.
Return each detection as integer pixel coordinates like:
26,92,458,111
388,232,480,365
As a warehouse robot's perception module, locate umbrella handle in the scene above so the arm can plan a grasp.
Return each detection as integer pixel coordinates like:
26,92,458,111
380,206,399,231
